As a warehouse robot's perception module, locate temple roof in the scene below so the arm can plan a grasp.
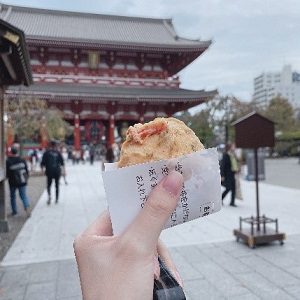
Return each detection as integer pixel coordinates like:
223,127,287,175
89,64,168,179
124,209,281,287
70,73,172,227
0,18,32,86
6,83,217,107
0,3,211,51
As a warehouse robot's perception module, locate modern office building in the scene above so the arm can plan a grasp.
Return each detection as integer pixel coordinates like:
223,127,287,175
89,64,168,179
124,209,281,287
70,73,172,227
253,65,300,109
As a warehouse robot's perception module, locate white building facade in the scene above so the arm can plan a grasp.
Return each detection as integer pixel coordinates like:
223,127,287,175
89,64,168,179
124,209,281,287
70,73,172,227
253,65,300,109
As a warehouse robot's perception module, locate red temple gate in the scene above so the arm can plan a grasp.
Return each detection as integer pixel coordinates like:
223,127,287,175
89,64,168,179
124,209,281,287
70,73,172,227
1,3,217,150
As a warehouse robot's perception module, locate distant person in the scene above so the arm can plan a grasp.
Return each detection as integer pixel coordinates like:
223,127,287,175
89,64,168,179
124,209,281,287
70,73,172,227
105,146,115,163
30,149,38,171
89,143,95,165
6,146,31,217
83,147,89,164
59,145,68,185
221,143,239,207
41,140,65,205
112,143,120,161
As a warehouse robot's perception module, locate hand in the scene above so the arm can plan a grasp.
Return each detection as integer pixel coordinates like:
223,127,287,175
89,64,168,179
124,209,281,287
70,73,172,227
74,171,183,300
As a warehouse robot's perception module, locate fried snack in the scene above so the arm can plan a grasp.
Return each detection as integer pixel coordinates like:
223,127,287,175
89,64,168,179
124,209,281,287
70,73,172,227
118,117,204,168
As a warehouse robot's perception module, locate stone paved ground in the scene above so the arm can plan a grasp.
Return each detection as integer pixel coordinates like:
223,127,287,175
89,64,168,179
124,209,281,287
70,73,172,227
264,158,300,190
0,159,299,299
0,176,45,261
1,235,300,299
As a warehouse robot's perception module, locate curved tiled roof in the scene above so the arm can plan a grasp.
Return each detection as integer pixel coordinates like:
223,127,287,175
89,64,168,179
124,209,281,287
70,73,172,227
0,3,211,49
6,83,217,104
0,18,32,86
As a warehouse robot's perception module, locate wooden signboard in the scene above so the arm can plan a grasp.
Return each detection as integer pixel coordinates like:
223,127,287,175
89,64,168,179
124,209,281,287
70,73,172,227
232,112,285,248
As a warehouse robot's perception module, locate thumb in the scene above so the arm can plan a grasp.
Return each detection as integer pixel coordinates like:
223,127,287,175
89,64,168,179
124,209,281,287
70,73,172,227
123,170,183,251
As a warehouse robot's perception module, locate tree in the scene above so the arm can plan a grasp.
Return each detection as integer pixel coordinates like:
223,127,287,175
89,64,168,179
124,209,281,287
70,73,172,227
264,96,295,132
5,96,47,146
177,110,214,147
177,94,257,147
45,109,72,141
202,95,256,145
4,96,70,150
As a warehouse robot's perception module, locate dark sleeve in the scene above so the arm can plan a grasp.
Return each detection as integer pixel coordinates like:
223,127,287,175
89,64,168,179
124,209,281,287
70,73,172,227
41,152,46,167
58,152,64,166
23,159,29,175
220,157,225,177
6,159,9,178
221,154,230,177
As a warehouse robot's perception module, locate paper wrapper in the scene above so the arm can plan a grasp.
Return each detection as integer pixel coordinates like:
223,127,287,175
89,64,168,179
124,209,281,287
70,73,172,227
102,148,222,235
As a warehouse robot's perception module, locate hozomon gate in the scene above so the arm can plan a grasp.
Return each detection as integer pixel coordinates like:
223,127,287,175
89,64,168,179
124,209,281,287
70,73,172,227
0,3,217,149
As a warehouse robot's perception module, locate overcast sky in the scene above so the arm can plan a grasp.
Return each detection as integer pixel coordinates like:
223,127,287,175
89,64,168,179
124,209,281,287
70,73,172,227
2,0,299,101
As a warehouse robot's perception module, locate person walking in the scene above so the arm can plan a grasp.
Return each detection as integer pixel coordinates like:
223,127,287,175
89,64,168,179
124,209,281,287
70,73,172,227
221,143,239,207
105,146,115,163
6,146,31,217
89,143,95,165
41,140,65,205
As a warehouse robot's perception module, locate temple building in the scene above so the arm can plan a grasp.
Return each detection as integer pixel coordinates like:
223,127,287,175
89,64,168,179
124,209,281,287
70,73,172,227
0,3,216,149
0,18,32,231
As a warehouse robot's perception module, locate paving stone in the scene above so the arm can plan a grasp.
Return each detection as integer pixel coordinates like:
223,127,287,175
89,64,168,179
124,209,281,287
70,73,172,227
0,284,26,300
57,296,82,300
28,261,59,283
216,240,254,258
192,259,251,298
193,260,230,281
229,292,261,300
198,247,250,274
236,272,294,300
255,245,300,268
175,260,204,281
58,259,79,282
287,266,300,280
284,285,300,299
55,259,81,298
239,255,300,288
1,162,300,299
184,278,225,300
168,249,187,266
56,278,82,299
24,282,56,300
175,245,203,263
0,265,29,288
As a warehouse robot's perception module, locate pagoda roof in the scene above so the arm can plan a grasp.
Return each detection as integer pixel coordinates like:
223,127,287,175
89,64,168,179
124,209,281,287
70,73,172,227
6,83,217,108
0,3,211,52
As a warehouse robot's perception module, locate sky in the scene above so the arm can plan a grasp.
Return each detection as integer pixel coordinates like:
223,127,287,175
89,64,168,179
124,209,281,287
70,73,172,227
2,0,300,101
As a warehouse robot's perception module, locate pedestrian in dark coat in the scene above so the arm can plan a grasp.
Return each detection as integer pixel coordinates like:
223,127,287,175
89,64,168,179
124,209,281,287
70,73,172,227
41,140,65,205
105,146,115,163
6,146,31,217
221,144,238,207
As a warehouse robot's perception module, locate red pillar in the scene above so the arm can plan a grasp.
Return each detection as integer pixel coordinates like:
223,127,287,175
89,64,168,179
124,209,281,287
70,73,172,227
74,114,80,150
107,114,115,148
6,122,14,148
40,116,48,149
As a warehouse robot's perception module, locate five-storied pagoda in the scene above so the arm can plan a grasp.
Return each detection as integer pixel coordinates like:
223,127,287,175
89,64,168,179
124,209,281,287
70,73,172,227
0,3,216,149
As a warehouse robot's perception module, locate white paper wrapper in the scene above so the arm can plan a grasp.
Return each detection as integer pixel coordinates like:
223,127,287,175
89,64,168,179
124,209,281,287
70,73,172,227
102,148,222,235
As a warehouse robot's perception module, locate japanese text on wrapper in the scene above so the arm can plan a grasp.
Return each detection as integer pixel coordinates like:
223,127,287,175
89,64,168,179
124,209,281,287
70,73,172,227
175,162,190,223
201,203,211,216
148,167,158,188
136,175,147,208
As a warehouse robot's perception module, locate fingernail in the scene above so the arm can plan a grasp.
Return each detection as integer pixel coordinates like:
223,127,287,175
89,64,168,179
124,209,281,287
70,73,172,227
162,171,183,197
174,270,184,287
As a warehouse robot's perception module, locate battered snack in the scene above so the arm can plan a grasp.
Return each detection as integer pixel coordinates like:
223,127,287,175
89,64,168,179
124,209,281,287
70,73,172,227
118,117,204,168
